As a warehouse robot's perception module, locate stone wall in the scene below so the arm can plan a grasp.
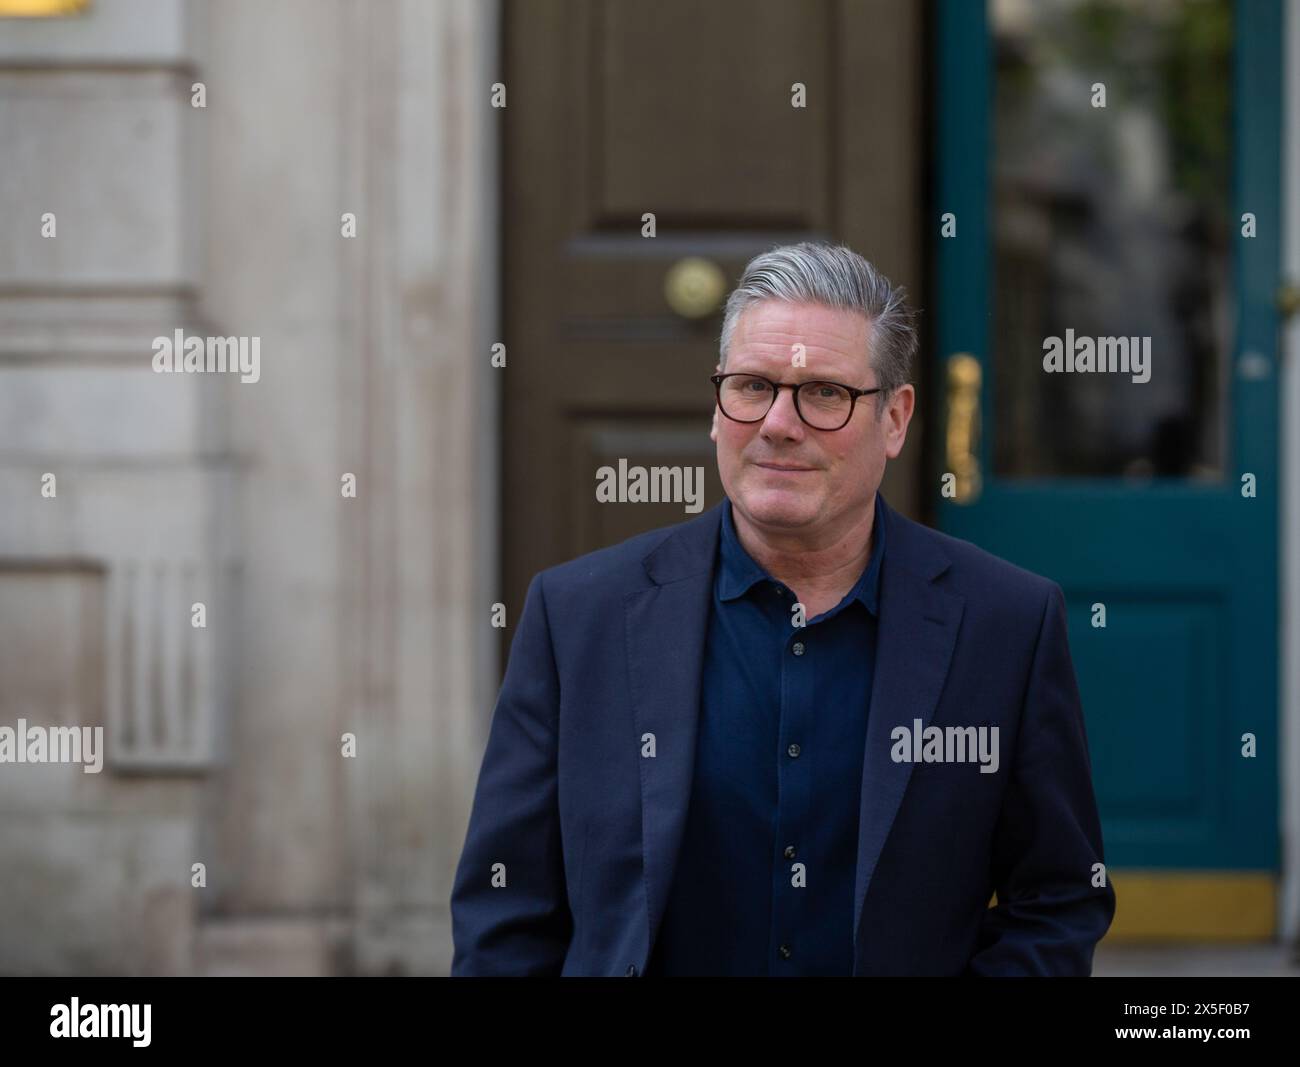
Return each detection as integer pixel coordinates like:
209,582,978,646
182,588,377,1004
0,0,497,975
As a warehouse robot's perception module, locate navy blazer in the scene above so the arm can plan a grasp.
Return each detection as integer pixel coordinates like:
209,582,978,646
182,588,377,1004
450,494,1116,976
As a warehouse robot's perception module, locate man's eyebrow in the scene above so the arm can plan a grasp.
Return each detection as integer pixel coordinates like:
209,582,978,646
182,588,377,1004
725,365,859,381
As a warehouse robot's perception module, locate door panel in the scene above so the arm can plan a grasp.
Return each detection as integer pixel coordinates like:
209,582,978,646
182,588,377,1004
503,0,924,643
935,0,1282,935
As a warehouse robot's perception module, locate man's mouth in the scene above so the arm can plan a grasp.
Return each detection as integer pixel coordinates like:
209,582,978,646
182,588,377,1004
754,462,817,473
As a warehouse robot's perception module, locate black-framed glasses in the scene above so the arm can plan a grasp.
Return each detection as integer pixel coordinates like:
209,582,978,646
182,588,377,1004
710,372,883,431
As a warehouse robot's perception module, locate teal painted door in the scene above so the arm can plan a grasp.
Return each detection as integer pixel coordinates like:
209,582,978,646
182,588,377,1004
934,0,1281,871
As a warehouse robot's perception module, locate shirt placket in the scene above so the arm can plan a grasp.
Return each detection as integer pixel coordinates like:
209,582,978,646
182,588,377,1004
770,587,814,974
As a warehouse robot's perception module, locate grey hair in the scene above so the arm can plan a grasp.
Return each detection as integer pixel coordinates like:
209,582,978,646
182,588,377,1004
718,242,918,407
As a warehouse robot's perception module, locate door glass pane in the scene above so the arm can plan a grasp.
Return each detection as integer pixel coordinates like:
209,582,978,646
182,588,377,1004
991,0,1232,479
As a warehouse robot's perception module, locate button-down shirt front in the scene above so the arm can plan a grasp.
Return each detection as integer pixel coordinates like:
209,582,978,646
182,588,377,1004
645,492,886,976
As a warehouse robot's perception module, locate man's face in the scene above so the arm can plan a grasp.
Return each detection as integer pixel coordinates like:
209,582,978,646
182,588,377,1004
710,298,914,536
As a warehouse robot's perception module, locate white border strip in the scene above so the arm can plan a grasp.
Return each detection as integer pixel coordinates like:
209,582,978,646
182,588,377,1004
1280,0,1300,944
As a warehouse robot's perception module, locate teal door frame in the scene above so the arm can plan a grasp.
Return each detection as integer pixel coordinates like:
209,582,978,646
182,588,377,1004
934,0,1283,872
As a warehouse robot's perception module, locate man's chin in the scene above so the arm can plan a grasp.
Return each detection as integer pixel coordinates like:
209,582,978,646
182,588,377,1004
733,489,823,530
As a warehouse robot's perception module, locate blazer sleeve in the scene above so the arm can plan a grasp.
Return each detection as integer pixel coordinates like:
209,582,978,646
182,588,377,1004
965,582,1117,976
450,571,572,975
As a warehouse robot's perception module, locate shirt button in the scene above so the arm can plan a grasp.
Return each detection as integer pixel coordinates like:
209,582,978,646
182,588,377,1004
773,584,785,596
626,964,637,976
787,743,801,758
784,845,796,859
792,641,805,656
778,944,792,959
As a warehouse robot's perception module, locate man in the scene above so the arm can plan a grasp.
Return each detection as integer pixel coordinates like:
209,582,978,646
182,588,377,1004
451,242,1115,976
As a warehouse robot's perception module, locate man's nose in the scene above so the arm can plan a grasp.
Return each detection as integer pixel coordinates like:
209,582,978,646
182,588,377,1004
761,385,806,439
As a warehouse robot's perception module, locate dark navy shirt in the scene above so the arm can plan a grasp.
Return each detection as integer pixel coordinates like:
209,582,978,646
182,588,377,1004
645,493,886,976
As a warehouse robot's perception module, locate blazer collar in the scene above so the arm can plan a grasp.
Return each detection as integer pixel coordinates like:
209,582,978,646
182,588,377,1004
640,491,951,587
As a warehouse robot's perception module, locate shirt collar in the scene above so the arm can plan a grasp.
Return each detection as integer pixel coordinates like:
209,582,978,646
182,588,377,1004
717,492,887,617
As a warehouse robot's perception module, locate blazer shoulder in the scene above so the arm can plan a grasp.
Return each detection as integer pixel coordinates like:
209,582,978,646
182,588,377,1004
892,509,1060,609
535,505,719,597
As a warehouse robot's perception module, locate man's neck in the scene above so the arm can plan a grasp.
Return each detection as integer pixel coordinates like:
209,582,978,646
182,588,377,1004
731,495,876,597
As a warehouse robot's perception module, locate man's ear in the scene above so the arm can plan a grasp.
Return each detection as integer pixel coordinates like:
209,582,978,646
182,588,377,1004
884,384,916,460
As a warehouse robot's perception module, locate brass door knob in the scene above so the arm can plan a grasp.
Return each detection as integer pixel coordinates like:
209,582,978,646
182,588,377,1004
664,257,727,319
945,353,982,504
1279,281,1300,320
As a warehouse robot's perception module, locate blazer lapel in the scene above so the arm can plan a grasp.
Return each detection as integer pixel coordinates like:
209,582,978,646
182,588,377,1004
625,503,722,962
853,497,964,965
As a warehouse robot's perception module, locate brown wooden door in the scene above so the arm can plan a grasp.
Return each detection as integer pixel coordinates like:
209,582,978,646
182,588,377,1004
501,0,924,657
